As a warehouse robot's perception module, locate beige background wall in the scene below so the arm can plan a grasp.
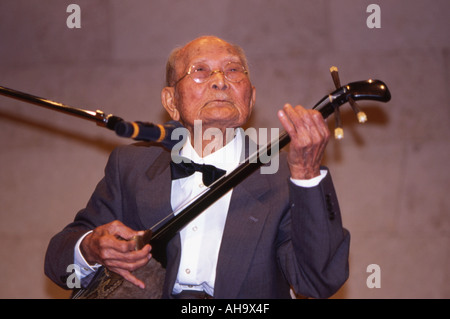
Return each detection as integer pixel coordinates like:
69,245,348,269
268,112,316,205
0,0,449,299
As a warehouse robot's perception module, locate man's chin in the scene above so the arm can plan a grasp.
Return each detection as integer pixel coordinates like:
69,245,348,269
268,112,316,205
196,114,241,130
199,106,240,124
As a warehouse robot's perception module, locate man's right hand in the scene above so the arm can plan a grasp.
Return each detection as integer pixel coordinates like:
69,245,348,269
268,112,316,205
80,220,152,289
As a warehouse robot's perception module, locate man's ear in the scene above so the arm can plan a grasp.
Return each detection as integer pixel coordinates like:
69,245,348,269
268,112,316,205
161,86,180,121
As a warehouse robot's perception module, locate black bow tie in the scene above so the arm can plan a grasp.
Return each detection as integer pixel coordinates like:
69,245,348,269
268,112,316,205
170,159,226,186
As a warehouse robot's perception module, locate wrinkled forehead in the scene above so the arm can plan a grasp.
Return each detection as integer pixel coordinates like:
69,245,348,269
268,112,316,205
178,37,246,70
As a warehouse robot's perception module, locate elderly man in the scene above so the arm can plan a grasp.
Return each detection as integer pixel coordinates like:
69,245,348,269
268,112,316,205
45,36,350,299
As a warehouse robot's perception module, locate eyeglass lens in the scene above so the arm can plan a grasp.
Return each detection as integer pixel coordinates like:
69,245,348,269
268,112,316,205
190,62,247,83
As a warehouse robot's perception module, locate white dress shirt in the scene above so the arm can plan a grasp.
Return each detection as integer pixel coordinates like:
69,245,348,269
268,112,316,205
171,130,244,296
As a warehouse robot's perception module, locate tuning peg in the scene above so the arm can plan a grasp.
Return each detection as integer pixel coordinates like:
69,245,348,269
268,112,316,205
331,66,368,124
330,66,344,139
334,106,344,139
329,66,368,137
348,96,367,123
330,66,341,89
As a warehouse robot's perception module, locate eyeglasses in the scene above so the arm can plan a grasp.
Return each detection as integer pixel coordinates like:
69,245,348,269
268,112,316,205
174,61,248,85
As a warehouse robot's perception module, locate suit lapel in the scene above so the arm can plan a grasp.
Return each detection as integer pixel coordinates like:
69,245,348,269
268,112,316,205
135,150,173,230
214,168,271,299
132,148,184,297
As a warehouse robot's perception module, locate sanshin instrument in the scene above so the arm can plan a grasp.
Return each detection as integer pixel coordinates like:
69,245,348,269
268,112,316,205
0,67,391,298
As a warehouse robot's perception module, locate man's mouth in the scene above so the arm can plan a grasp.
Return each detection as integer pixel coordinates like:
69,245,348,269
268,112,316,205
203,99,234,108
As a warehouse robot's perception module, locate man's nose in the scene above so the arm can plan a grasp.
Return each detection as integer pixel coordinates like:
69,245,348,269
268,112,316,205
210,70,228,90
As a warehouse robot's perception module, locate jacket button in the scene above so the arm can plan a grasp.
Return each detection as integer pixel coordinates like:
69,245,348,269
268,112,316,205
329,211,336,220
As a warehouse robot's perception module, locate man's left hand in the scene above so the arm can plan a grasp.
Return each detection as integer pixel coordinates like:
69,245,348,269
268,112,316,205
277,103,330,180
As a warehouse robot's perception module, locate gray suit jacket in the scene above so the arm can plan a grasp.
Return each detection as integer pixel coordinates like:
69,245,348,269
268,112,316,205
45,141,350,299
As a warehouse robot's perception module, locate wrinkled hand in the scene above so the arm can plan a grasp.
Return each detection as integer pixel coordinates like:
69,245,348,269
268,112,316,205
80,220,152,289
277,103,330,179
